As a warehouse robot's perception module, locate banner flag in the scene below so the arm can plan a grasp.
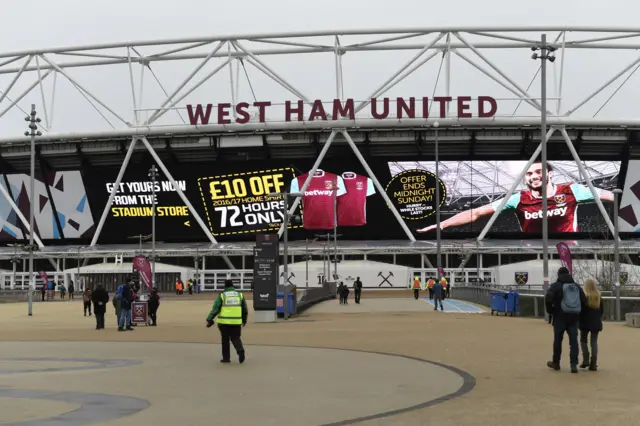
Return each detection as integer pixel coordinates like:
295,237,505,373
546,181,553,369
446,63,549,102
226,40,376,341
133,255,153,290
39,271,48,283
437,267,446,278
556,242,573,275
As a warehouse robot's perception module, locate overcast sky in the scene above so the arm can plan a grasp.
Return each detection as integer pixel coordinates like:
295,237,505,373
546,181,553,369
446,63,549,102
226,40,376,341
0,0,637,136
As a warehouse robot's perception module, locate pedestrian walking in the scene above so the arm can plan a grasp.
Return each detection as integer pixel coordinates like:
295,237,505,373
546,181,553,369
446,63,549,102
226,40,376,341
411,276,421,299
353,277,362,304
206,280,248,364
432,279,444,311
545,267,587,373
579,279,603,371
83,288,92,316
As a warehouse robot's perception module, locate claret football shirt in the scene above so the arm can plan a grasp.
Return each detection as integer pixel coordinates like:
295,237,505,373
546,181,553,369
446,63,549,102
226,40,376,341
290,170,346,230
337,172,376,226
490,183,599,232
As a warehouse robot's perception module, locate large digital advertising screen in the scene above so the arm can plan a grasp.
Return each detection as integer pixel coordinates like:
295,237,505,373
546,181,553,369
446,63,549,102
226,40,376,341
388,160,620,236
0,156,621,244
79,157,621,243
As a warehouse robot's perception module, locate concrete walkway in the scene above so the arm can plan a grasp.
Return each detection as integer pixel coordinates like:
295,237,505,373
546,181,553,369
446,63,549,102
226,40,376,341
1,296,638,425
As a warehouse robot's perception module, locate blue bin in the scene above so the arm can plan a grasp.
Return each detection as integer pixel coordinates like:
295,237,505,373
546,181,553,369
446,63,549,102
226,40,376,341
276,292,296,315
491,291,519,316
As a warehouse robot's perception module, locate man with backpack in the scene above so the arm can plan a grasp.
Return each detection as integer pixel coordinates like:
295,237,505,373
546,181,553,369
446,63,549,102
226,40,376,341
545,267,587,373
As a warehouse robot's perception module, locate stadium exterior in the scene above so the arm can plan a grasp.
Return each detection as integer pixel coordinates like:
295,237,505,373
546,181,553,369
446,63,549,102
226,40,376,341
0,26,640,276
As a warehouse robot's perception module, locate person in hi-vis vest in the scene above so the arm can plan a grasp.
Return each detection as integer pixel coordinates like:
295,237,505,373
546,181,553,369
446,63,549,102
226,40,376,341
427,278,436,300
412,276,421,300
206,279,248,364
440,277,449,300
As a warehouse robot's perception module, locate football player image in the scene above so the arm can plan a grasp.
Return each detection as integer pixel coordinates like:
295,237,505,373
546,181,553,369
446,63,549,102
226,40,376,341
417,161,615,233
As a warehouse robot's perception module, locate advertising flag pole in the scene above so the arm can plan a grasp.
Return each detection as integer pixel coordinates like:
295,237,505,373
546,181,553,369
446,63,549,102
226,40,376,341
149,165,159,294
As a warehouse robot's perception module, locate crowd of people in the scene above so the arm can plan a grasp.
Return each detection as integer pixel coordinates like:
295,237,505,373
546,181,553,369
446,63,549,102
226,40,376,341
545,267,604,373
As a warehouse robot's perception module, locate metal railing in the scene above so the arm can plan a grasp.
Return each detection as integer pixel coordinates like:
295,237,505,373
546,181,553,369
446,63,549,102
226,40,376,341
453,285,640,321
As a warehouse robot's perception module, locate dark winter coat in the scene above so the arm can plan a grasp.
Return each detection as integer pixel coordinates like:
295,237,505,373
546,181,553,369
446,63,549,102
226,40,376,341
579,299,604,333
91,286,110,315
148,292,160,313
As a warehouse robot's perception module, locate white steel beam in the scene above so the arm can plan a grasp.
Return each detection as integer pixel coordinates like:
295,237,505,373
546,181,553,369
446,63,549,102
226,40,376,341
145,41,226,124
89,138,138,247
355,32,446,114
49,71,57,129
346,32,429,48
6,39,640,76
39,54,132,127
454,32,551,114
233,40,311,102
138,136,235,270
34,56,50,129
0,69,53,120
564,54,640,116
127,47,139,125
2,27,640,59
556,31,566,115
145,58,231,125
0,55,33,105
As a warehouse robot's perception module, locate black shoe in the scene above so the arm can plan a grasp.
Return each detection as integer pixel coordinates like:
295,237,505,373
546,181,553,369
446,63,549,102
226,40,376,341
580,363,589,369
239,351,245,364
547,361,560,371
118,328,125,332
589,364,598,371
126,327,134,331
571,365,578,373
220,359,230,363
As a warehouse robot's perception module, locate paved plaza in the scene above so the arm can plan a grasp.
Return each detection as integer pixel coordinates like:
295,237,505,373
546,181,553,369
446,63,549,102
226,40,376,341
0,294,638,425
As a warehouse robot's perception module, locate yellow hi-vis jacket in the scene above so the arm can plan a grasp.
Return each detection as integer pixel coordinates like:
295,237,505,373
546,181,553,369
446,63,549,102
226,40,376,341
440,278,448,289
427,279,435,289
216,290,245,325
412,278,421,290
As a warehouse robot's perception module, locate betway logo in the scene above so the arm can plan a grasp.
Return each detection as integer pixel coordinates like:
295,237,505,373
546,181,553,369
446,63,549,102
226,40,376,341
305,189,333,196
524,207,568,220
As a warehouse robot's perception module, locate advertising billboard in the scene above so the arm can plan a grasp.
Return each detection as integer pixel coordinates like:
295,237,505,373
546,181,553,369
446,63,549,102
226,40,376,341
0,156,617,244
618,159,640,232
0,171,94,242
388,160,620,235
78,157,620,243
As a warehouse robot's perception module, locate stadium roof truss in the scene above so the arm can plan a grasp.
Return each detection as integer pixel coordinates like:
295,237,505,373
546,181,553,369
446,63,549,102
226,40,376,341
1,27,640,265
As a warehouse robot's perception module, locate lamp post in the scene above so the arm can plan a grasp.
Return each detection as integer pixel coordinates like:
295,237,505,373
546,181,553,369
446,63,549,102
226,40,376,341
613,188,623,321
531,34,556,309
24,105,42,316
269,191,302,320
148,165,159,292
434,121,442,271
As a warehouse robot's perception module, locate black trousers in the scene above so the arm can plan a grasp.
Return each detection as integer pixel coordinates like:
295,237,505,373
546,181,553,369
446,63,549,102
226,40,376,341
553,320,579,366
218,324,244,361
413,289,420,299
428,288,433,300
95,312,105,329
149,311,157,325
354,290,361,304
83,301,92,315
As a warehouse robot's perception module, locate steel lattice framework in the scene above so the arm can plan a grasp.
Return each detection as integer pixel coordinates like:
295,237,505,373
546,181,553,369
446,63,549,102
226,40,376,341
1,27,640,264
